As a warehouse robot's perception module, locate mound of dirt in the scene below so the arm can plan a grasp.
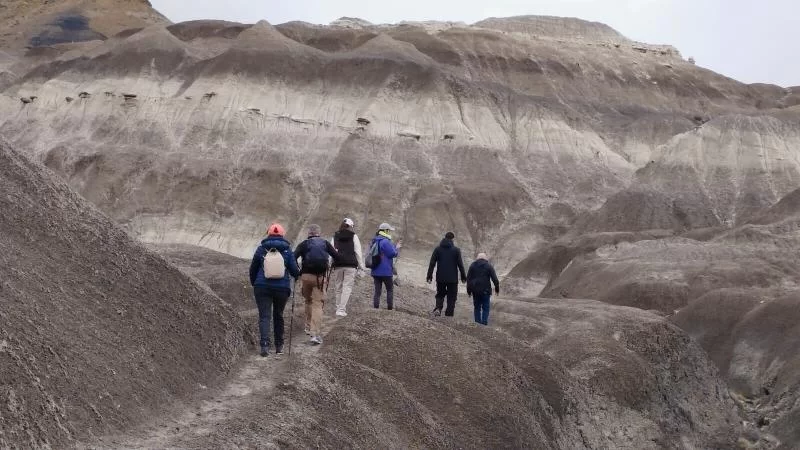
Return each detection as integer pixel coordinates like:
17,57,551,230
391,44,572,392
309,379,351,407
0,140,245,447
673,289,800,448
143,300,740,448
533,186,800,446
150,243,253,311
505,229,674,294
0,0,168,52
540,238,800,314
747,187,800,225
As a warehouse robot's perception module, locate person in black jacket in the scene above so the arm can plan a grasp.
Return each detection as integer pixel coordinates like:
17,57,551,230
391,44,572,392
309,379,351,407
426,231,466,317
466,253,500,325
330,218,365,317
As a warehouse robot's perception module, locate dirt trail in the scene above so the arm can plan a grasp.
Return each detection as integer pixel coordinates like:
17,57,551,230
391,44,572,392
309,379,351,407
96,306,341,449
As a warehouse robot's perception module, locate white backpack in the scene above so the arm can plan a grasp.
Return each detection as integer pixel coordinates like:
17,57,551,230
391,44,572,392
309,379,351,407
263,248,286,279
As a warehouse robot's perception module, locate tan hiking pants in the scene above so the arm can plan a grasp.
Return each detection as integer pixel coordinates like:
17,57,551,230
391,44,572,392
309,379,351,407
332,267,357,313
301,273,326,336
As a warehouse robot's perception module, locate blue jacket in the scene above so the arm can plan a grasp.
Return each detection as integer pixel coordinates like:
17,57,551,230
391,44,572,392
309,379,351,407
369,234,398,277
249,237,301,292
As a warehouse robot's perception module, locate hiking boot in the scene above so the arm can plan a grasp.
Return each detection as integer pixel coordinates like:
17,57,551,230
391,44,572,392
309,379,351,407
275,345,284,355
310,336,323,345
260,347,269,357
432,308,442,317
335,310,347,317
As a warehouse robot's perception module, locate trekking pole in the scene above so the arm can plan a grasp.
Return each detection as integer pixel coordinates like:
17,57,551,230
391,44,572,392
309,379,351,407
288,280,296,356
324,266,333,293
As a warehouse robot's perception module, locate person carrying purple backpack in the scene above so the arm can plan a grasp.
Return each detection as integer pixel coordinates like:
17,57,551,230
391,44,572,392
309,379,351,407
367,222,402,310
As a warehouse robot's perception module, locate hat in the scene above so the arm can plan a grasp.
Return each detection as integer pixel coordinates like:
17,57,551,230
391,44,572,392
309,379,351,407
445,231,455,240
343,218,354,227
267,223,286,237
378,222,395,231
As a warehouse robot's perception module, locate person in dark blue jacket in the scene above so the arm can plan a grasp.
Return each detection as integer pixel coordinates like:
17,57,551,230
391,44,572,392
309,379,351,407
249,223,301,357
466,253,500,325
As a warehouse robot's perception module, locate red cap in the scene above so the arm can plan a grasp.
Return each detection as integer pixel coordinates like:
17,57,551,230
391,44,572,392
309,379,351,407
267,223,285,237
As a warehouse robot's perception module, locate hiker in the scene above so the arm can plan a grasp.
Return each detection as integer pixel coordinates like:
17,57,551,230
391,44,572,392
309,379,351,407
426,231,467,317
466,253,500,325
294,224,339,345
369,223,401,310
330,218,365,317
248,223,301,357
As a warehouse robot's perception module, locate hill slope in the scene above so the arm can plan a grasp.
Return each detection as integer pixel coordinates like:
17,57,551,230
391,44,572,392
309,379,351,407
1,13,797,277
0,139,244,447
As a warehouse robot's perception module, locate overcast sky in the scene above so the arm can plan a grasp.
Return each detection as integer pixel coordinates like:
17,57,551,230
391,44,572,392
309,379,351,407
150,0,798,87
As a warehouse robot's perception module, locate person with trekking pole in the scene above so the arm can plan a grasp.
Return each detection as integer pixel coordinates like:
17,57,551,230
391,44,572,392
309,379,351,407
288,279,297,356
294,224,340,345
249,223,301,357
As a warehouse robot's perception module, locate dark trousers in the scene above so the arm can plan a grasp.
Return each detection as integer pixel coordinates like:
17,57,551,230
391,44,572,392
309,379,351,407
473,293,491,325
253,287,289,349
435,282,459,316
373,276,394,309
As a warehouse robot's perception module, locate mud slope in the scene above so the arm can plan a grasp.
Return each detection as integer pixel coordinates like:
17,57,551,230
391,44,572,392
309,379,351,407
150,243,252,311
0,139,244,447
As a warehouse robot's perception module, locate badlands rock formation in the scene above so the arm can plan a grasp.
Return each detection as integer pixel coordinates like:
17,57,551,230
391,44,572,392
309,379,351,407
2,6,797,278
3,1,800,447
0,139,244,447
535,187,800,446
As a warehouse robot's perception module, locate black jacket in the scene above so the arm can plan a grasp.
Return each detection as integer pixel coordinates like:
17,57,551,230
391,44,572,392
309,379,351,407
466,259,500,296
332,229,359,268
427,239,466,283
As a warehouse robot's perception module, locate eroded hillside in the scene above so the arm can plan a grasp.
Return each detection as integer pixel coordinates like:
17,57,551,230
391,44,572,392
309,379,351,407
1,13,797,278
0,139,244,447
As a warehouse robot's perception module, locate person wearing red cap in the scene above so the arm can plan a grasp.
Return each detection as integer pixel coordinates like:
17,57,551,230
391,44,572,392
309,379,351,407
249,223,301,357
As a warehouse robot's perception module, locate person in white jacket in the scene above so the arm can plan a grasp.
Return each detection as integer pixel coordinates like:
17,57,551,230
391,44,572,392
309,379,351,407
330,218,366,316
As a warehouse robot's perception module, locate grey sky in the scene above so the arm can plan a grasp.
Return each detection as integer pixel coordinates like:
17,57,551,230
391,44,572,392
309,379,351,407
150,0,798,87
